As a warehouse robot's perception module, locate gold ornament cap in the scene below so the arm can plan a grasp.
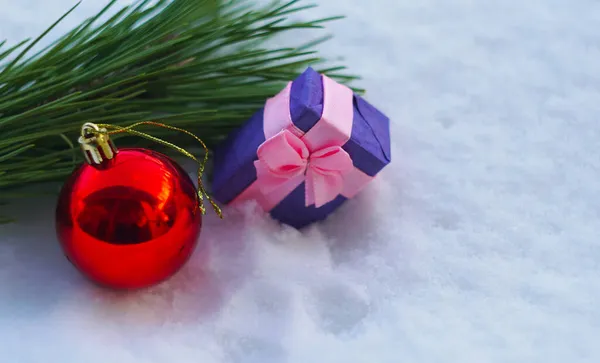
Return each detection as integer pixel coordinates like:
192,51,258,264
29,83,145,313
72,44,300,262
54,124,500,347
78,122,119,167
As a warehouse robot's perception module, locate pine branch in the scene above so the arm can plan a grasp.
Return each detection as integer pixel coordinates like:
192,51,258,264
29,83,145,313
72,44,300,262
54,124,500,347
0,0,360,223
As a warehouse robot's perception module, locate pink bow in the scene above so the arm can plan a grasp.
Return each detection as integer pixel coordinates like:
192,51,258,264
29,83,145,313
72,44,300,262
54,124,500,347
254,129,354,208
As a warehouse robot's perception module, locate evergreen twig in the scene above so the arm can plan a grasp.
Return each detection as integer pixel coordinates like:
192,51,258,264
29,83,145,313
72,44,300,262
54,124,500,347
0,0,360,223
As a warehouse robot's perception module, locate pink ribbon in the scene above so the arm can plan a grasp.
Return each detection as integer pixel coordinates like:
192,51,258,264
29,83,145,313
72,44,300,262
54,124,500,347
231,74,374,211
254,129,354,208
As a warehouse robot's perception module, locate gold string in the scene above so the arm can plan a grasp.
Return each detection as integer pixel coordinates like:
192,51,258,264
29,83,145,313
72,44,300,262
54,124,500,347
94,121,223,219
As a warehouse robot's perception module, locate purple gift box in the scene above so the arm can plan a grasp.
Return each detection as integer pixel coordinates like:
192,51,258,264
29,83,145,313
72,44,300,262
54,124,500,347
211,67,391,229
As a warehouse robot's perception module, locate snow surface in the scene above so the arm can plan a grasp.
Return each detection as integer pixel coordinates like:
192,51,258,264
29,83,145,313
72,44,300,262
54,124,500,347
1,0,599,362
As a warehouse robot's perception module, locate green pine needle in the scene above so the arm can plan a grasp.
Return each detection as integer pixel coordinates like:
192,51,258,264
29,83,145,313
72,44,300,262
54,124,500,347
0,0,361,224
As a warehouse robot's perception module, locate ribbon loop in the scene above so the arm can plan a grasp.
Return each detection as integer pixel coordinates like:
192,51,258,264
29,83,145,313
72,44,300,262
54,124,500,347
256,128,308,177
255,129,353,208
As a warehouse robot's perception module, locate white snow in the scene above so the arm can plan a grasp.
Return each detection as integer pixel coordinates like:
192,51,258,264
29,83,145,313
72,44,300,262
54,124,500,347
1,0,599,362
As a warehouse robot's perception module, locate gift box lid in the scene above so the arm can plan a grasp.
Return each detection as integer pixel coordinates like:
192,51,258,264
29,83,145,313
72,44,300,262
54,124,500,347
212,67,391,207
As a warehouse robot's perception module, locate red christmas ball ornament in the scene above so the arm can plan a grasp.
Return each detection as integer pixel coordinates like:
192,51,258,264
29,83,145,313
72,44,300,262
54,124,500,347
55,122,218,290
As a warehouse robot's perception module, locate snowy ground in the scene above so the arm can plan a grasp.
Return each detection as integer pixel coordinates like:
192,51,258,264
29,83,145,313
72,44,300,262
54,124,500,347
1,0,599,362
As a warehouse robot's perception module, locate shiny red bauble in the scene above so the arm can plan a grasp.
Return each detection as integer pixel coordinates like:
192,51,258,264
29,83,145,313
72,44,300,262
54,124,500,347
55,148,202,290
